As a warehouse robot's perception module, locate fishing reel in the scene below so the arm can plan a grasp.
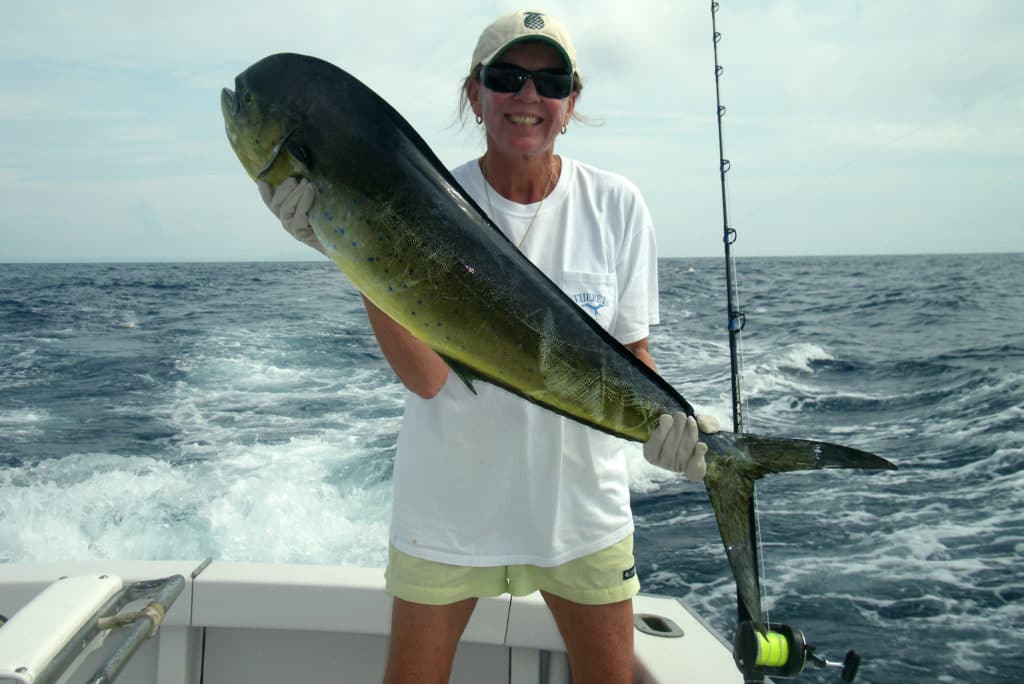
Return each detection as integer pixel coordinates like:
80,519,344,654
733,622,861,682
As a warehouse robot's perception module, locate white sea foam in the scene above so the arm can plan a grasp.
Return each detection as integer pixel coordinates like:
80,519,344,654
0,408,49,427
0,408,49,441
776,342,835,373
0,323,402,566
0,438,392,567
200,437,390,566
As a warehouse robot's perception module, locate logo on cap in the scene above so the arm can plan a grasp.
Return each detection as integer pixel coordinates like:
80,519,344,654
524,12,546,30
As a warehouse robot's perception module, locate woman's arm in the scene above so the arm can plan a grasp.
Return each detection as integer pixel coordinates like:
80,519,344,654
625,337,657,372
361,295,449,399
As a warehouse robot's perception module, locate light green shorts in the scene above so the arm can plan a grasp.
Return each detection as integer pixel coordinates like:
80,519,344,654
385,535,640,606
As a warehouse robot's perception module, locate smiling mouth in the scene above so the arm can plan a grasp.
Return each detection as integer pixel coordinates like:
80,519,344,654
506,114,541,126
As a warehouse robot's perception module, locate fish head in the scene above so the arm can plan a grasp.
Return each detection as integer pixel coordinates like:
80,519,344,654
222,52,440,207
221,54,318,187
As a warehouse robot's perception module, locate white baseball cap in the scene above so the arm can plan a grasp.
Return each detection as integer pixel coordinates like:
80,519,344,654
471,10,578,74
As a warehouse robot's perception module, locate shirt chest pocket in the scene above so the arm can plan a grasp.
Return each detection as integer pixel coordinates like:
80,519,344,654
561,271,618,332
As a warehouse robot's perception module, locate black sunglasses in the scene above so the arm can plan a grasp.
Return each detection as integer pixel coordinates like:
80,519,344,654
480,62,574,100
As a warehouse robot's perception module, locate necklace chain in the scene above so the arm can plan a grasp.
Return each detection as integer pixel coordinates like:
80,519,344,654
482,157,557,249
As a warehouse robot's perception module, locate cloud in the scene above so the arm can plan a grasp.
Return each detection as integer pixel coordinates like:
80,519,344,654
0,0,1021,261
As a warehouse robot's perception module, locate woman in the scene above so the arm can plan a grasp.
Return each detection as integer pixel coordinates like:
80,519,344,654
261,10,718,683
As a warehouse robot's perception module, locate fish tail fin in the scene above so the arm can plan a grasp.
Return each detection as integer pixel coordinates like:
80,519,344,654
726,432,898,480
703,432,896,633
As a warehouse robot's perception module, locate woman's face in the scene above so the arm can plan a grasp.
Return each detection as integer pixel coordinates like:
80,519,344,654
470,41,576,160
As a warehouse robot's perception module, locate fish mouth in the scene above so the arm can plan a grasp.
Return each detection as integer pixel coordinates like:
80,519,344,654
220,87,239,117
220,87,295,180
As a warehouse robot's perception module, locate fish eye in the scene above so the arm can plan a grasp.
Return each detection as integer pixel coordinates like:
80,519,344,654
244,92,255,105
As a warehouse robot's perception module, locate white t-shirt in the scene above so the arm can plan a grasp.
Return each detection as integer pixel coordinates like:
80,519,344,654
389,157,660,567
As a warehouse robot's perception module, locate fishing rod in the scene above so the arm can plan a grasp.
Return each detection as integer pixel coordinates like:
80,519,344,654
710,0,755,630
710,3,860,681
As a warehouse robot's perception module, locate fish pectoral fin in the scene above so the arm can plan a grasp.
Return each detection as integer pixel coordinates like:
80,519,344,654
438,354,481,396
285,140,311,171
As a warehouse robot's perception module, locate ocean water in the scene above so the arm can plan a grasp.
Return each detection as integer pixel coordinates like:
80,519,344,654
1,254,1021,683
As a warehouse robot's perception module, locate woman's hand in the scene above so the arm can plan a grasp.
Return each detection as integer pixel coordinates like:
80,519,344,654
258,178,324,254
643,413,721,482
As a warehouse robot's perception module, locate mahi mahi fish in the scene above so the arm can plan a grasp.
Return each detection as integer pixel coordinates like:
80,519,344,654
221,53,897,633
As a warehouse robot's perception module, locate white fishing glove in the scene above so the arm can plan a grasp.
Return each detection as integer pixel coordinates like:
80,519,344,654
258,178,325,254
643,413,721,482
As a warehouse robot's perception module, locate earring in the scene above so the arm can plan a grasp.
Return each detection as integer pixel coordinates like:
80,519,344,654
475,115,483,125
560,125,568,135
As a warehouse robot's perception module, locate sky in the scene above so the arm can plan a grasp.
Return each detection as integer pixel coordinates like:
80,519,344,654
1,1,1021,261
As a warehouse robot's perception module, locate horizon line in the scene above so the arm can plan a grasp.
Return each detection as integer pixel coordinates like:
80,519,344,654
2,250,1021,265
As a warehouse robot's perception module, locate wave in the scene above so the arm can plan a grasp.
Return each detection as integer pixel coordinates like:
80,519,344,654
3,257,1022,683
0,441,392,566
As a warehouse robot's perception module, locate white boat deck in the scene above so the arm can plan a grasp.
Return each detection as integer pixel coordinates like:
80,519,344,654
0,560,744,683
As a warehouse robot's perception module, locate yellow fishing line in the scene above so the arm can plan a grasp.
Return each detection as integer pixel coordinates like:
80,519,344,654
754,631,790,668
